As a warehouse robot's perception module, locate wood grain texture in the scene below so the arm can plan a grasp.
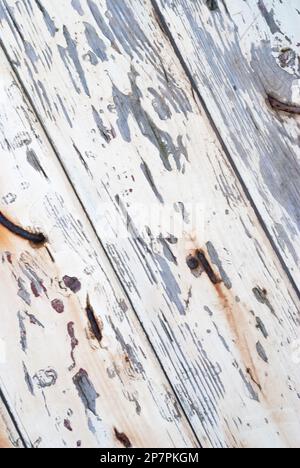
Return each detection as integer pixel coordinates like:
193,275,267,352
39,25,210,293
0,399,23,447
0,50,196,448
0,0,300,448
154,0,300,286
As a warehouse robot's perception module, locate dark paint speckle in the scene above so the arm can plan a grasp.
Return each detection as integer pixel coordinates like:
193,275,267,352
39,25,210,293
51,298,65,313
63,275,82,293
186,255,199,270
114,427,132,448
31,281,40,297
68,321,79,370
64,419,73,432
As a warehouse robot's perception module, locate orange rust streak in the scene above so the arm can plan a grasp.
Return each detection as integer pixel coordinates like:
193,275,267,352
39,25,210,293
213,282,262,391
0,224,15,250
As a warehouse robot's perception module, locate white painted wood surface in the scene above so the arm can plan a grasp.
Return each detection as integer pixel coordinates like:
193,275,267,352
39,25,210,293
0,0,299,448
155,0,300,286
0,49,196,448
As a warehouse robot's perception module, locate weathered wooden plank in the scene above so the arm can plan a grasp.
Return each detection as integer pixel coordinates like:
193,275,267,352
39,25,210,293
0,397,24,447
154,0,300,287
0,50,196,448
1,0,300,448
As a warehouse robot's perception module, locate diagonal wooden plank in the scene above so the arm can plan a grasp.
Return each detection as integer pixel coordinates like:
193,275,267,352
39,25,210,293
0,0,300,447
0,396,24,448
0,49,197,448
153,0,300,288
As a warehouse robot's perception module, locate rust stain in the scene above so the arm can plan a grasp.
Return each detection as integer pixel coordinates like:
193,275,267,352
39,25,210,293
0,434,13,448
213,281,263,394
0,419,16,448
0,224,16,250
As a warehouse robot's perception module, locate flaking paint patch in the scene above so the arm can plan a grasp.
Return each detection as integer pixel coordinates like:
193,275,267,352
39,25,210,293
18,311,27,352
71,0,84,16
159,236,177,265
26,148,48,179
257,0,283,34
67,322,79,371
255,316,268,339
113,70,188,171
84,22,107,62
106,0,152,60
33,368,58,388
108,318,145,376
239,369,259,402
36,0,58,37
92,106,113,143
274,222,299,264
73,369,99,416
148,87,172,120
155,254,184,315
87,0,117,49
63,275,81,293
51,298,64,313
24,41,39,73
256,341,268,363
140,159,163,203
57,94,73,128
17,278,31,306
206,242,232,289
21,264,47,298
23,362,34,395
25,312,44,328
253,287,277,319
58,26,90,97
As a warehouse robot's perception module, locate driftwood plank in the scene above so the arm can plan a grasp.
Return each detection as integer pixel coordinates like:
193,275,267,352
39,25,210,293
154,0,300,287
0,0,300,448
0,50,196,448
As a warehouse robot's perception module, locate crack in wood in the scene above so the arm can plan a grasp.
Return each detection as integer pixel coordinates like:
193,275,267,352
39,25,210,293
86,296,103,345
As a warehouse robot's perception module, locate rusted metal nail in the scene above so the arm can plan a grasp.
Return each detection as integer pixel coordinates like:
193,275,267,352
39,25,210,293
268,95,300,115
197,250,221,285
0,211,46,244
